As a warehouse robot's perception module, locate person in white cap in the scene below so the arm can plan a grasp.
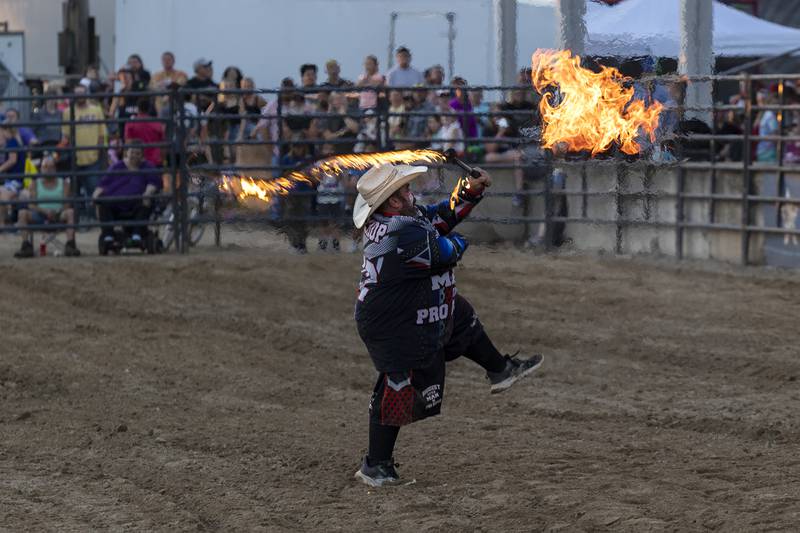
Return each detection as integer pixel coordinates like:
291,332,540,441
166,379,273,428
353,163,544,487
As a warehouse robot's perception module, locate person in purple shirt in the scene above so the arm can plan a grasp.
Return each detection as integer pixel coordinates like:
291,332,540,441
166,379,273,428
3,108,38,146
448,77,478,140
92,140,161,244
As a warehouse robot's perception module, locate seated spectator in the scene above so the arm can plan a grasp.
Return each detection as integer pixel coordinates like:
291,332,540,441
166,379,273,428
406,88,436,146
424,65,445,87
485,113,526,205
716,109,744,162
469,87,490,137
320,92,359,154
126,54,151,92
431,113,464,154
784,121,800,165
354,110,380,153
254,77,295,172
0,123,27,225
79,65,108,95
4,109,38,147
92,141,161,246
356,55,385,111
32,88,64,148
756,89,779,163
386,46,424,87
237,77,267,142
124,98,165,167
14,156,80,258
151,51,189,117
387,90,407,141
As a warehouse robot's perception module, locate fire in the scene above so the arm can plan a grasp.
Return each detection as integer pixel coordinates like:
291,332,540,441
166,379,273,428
221,149,445,206
531,49,662,155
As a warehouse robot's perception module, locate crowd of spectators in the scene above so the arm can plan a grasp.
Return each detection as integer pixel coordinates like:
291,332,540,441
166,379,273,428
2,47,798,256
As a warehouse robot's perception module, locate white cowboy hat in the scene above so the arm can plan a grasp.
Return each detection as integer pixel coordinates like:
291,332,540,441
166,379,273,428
352,163,428,229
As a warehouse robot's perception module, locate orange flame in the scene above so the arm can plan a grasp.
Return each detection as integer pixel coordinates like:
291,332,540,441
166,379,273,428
222,149,445,206
531,49,662,155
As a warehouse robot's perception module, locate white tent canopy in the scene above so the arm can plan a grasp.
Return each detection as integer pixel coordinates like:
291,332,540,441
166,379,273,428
585,0,800,58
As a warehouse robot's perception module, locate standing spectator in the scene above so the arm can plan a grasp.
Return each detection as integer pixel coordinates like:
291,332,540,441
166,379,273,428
32,89,64,148
254,77,296,172
756,89,779,163
126,54,151,92
151,51,189,117
14,156,80,258
356,55,384,111
124,98,165,168
62,85,108,214
424,65,445,87
281,134,313,253
222,66,244,88
108,68,140,136
316,169,345,252
448,77,478,140
300,63,319,107
79,65,107,95
0,123,26,225
386,46,424,87
322,59,352,88
186,58,218,114
205,79,240,164
237,77,267,141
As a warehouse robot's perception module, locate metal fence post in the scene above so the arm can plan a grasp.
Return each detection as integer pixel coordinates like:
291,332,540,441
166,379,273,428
68,96,78,216
168,86,180,251
176,90,190,254
741,73,753,265
676,166,685,260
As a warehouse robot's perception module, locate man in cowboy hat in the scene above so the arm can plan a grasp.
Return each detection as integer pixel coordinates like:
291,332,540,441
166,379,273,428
353,163,543,487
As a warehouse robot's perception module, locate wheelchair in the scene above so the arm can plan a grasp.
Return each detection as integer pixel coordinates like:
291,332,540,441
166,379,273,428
97,203,165,256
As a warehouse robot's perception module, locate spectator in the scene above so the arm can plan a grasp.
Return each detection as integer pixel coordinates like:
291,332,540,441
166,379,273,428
222,66,244,88
424,65,445,87
356,55,384,111
204,79,240,164
320,92,359,154
237,77,267,142
14,156,80,258
354,110,380,153
322,59,352,88
431,113,464,154
126,54,151,92
316,168,345,252
254,77,296,171
784,120,800,164
300,63,319,106
756,89,778,163
79,65,107,95
716,109,743,162
386,46,424,87
387,90,407,140
108,68,140,135
484,113,526,206
406,88,437,145
151,51,188,117
425,114,443,147
4,109,38,146
0,123,26,226
32,88,63,147
93,141,161,246
469,88,490,137
186,58,218,113
281,133,313,253
124,98,165,168
434,89,452,113
448,77,478,140
62,85,108,214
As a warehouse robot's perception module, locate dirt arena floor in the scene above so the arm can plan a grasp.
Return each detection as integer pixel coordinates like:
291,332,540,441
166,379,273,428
1,229,799,532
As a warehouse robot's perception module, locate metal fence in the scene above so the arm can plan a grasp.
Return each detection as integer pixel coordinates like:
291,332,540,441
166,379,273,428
1,74,798,265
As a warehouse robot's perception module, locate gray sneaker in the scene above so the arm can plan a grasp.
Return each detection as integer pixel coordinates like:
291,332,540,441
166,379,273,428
354,456,401,487
487,353,544,394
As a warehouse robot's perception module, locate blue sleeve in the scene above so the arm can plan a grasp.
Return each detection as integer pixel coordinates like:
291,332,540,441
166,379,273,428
394,222,469,277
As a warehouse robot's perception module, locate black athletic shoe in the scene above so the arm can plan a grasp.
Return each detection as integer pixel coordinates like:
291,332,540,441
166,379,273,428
487,353,544,394
354,456,401,487
14,240,34,259
331,238,340,252
64,239,81,257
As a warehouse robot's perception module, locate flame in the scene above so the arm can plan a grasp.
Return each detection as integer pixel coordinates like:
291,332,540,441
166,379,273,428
221,149,445,206
531,49,662,155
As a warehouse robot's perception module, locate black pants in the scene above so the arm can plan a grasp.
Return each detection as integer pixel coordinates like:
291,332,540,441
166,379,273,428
368,294,499,427
97,202,152,239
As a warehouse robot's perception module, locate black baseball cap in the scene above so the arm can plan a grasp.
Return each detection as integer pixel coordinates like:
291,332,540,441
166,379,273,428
396,46,411,55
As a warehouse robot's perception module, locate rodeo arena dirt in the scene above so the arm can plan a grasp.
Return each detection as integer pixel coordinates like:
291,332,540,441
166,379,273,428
3,48,800,531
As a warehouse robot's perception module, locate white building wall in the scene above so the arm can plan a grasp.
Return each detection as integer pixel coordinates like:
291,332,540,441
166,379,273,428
0,0,115,78
114,0,556,88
